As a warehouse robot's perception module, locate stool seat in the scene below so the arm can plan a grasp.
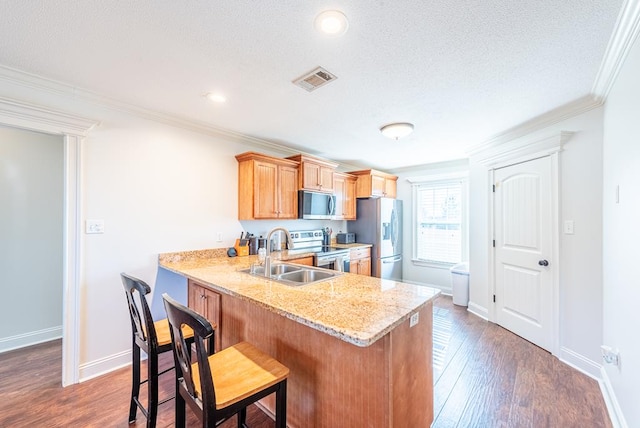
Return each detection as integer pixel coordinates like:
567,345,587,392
154,319,194,348
192,341,289,409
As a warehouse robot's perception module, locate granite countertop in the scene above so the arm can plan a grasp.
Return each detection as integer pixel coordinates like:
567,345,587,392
159,249,439,347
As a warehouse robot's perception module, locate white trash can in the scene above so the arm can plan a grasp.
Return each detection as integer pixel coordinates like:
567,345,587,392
450,262,469,306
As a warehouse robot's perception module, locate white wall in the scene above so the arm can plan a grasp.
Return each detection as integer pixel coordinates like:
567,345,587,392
0,125,64,352
393,160,469,292
602,32,640,427
468,107,605,376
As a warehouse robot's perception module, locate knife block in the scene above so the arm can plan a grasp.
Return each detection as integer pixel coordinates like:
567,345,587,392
234,239,249,257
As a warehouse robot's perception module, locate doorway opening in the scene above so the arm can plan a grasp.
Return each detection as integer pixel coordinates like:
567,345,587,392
0,96,98,385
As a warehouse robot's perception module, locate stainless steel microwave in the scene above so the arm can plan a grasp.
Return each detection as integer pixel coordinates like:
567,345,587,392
298,190,336,220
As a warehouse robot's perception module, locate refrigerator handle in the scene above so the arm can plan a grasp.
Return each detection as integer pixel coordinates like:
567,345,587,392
383,255,403,263
390,209,399,247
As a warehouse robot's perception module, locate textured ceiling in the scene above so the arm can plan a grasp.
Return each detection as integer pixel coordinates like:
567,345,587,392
0,1,623,169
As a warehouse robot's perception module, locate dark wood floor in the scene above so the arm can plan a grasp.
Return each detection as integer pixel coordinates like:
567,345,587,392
432,296,611,428
0,296,611,427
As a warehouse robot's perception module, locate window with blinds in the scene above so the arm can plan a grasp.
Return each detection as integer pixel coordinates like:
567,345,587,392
412,178,466,265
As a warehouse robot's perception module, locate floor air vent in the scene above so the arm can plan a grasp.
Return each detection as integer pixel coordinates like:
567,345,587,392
293,67,337,92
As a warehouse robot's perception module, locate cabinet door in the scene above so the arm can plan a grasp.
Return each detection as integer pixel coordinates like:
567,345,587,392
301,162,321,191
333,175,346,220
384,178,397,198
359,257,371,276
253,160,278,218
319,166,334,192
371,175,386,197
188,281,222,352
344,177,357,220
278,165,299,218
333,174,356,220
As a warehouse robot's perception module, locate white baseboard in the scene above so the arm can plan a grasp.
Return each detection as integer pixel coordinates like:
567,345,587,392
0,326,62,354
599,366,628,428
558,346,601,379
79,349,131,382
467,302,488,320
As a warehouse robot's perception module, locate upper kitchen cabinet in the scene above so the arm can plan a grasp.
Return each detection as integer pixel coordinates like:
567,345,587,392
236,152,299,220
333,172,357,220
348,169,398,198
286,154,338,193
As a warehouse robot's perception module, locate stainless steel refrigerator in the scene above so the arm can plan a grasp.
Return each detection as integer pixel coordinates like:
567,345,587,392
347,198,402,280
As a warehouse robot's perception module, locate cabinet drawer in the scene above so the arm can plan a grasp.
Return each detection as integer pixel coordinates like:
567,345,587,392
350,247,371,260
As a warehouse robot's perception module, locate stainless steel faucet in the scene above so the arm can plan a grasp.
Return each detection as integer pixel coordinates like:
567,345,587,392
264,227,293,278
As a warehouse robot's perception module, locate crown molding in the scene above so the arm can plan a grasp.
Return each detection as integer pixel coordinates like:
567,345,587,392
472,131,573,168
592,0,640,100
0,64,312,157
389,158,469,175
465,95,600,158
0,95,99,136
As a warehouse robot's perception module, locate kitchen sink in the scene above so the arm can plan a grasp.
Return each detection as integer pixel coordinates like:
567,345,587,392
240,263,342,286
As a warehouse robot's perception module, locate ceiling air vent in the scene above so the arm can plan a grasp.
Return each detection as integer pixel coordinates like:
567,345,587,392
293,67,337,92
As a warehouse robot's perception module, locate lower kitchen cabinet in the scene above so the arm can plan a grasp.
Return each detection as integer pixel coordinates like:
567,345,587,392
287,255,314,266
187,279,221,352
350,247,371,276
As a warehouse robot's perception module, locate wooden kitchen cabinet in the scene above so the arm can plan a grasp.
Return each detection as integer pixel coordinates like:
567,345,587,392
350,246,371,276
287,255,314,266
333,172,357,220
348,169,398,198
236,152,299,220
286,154,338,193
188,279,222,352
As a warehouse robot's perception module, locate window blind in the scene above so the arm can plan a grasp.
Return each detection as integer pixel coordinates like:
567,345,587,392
414,180,463,264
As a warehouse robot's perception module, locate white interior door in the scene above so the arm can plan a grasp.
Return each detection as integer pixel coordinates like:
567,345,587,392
494,156,553,351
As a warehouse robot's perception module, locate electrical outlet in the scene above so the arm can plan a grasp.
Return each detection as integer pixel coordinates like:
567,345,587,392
563,220,574,235
216,232,223,242
601,345,620,366
85,219,104,234
410,312,419,327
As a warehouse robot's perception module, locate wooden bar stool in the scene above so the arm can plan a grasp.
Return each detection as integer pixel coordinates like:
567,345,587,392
162,293,289,428
121,273,194,428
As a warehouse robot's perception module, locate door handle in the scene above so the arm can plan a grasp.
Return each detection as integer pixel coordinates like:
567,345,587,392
538,260,549,267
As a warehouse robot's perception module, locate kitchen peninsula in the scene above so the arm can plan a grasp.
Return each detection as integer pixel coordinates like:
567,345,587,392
159,249,440,427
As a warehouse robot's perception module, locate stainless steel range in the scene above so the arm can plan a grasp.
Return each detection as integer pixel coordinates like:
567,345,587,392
289,229,350,272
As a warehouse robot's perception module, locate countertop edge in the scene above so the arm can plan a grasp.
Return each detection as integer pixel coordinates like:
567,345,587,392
159,250,440,347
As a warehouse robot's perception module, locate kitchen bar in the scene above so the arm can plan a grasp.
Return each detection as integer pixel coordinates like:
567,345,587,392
159,249,440,427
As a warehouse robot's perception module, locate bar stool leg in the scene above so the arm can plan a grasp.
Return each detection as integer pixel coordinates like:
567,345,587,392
237,407,247,428
175,384,186,428
147,351,159,428
129,342,141,424
275,380,287,428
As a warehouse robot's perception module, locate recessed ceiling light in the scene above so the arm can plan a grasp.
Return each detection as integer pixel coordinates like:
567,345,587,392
380,123,414,140
314,10,349,37
205,92,226,104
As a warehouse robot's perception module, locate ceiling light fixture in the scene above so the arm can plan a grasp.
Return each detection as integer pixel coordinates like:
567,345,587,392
205,92,226,104
380,122,414,140
314,10,349,36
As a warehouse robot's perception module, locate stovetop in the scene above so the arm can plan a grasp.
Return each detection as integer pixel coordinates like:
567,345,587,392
315,246,350,256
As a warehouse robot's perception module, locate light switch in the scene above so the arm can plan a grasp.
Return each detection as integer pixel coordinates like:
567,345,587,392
563,220,574,235
86,219,105,234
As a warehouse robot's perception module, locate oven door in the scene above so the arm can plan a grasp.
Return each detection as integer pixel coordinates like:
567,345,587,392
315,254,350,272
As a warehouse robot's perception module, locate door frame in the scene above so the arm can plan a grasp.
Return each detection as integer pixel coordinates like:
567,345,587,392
0,96,99,386
482,132,571,356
